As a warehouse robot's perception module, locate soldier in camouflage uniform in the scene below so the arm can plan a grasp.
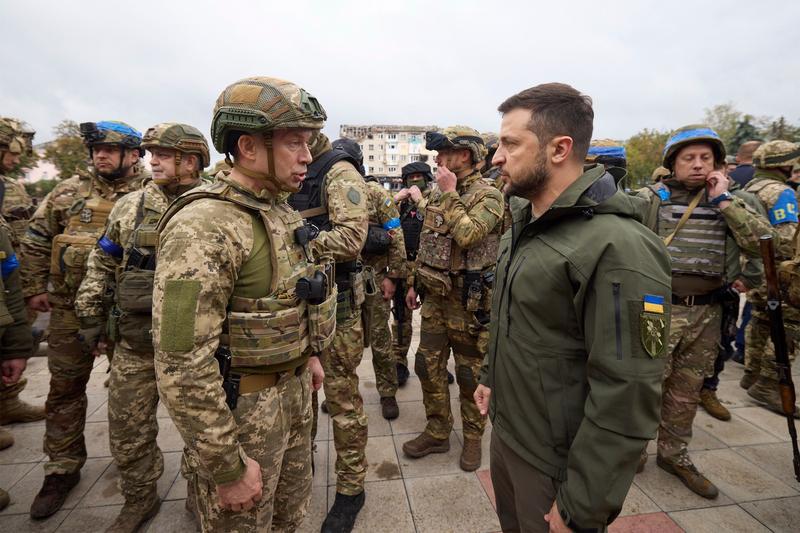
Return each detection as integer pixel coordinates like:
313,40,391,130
153,77,332,532
636,125,772,498
740,140,800,413
402,126,503,472
392,162,433,384
0,118,44,431
288,131,369,532
75,123,211,532
332,138,407,420
21,121,146,519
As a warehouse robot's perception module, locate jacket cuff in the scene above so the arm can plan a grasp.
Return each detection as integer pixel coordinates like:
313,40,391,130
556,489,602,533
211,445,248,485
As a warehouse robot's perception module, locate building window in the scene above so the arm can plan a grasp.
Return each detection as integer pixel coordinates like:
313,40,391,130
389,133,397,140
410,154,420,162
389,166,397,172
399,155,406,162
369,155,374,161
368,144,374,150
378,134,383,139
390,154,396,161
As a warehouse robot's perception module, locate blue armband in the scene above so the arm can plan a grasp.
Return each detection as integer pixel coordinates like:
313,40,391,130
383,217,401,230
1,253,19,279
657,187,671,202
768,189,799,225
98,235,124,259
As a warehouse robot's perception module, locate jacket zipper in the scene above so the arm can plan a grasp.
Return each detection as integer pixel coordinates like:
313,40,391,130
505,255,526,337
613,282,623,360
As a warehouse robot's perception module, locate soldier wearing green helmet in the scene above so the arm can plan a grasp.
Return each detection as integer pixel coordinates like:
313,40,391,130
21,120,146,520
152,77,333,532
741,140,800,413
635,124,772,499
73,122,210,532
402,125,504,472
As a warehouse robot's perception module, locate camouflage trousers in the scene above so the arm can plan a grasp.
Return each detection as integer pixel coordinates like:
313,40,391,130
322,308,368,495
416,289,488,441
391,311,414,369
363,269,398,398
657,303,721,464
186,369,313,532
745,309,799,381
42,306,95,475
108,343,164,501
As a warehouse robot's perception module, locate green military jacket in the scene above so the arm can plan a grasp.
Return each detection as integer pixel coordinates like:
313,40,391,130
480,165,672,530
0,220,33,360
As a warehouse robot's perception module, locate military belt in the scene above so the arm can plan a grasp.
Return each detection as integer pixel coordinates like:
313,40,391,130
233,361,308,394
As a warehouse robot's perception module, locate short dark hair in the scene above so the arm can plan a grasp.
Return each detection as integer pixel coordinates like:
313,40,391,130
498,83,594,161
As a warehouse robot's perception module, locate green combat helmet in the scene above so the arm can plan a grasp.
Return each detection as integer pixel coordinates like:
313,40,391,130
425,125,487,164
142,122,210,185
662,124,725,171
586,139,627,169
753,140,800,170
211,76,326,191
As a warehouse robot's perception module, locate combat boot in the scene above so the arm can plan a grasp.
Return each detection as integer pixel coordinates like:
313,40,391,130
447,371,455,384
460,437,482,471
656,455,718,499
396,363,410,387
105,491,160,533
30,472,81,519
402,433,450,458
0,487,9,512
380,397,399,420
748,378,800,418
321,491,365,533
740,371,757,390
700,388,731,421
637,450,648,473
0,398,45,425
0,427,14,450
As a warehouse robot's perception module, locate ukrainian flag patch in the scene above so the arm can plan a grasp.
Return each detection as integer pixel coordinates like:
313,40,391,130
643,294,664,314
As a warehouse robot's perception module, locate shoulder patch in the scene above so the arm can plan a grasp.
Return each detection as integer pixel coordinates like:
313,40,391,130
640,294,667,358
158,279,201,352
347,187,361,205
768,188,799,226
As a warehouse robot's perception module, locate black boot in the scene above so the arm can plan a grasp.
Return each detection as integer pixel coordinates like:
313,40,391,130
396,363,410,387
321,491,365,533
447,371,455,384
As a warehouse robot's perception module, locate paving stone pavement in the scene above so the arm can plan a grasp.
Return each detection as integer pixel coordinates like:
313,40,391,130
2,312,800,532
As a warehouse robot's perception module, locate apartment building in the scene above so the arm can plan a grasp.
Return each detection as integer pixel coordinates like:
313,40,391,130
339,124,439,181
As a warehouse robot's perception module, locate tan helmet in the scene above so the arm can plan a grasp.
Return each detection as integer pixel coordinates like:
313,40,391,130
662,124,725,171
142,123,211,167
425,125,487,164
2,117,35,155
753,140,800,169
0,118,24,155
651,166,671,182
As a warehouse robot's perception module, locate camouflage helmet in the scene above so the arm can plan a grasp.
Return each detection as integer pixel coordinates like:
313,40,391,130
481,132,499,152
425,125,487,164
2,117,35,155
211,76,327,154
651,166,671,182
753,140,800,169
142,122,211,168
0,118,23,154
662,124,725,171
80,121,143,155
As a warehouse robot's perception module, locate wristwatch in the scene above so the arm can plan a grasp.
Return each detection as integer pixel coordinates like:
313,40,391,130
710,191,733,206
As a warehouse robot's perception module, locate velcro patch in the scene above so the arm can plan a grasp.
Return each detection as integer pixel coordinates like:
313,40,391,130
769,188,799,225
228,84,262,105
159,279,201,352
347,187,361,205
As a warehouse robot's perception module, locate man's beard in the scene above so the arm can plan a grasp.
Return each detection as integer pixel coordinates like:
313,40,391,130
96,163,132,181
505,147,549,198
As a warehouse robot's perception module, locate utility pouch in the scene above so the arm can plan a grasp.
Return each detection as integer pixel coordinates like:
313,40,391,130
417,232,453,271
308,287,337,352
364,224,391,255
350,269,365,308
416,265,453,297
116,270,155,313
463,271,483,312
50,234,96,290
362,265,377,297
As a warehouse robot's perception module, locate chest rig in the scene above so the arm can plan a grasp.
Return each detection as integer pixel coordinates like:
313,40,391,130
651,183,727,279
400,199,424,261
159,179,336,370
50,176,117,302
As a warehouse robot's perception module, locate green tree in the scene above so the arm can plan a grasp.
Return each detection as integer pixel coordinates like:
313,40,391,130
43,120,89,179
762,116,800,142
703,103,741,151
24,179,59,200
625,129,671,189
729,115,761,155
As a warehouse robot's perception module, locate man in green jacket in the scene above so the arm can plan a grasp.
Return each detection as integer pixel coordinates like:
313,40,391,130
475,83,672,532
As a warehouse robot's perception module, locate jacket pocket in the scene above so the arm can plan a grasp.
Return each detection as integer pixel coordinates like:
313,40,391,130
613,282,623,360
536,357,586,455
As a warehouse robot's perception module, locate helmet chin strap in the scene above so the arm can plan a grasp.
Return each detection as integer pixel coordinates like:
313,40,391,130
153,152,199,186
227,133,296,194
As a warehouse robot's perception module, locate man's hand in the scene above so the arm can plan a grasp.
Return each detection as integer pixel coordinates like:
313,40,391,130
77,324,105,357
1,358,27,385
217,456,263,512
308,356,324,391
732,279,748,293
436,165,457,193
381,277,396,301
409,185,423,202
406,286,420,310
474,384,491,416
26,293,51,312
706,170,731,198
394,188,410,202
544,500,571,532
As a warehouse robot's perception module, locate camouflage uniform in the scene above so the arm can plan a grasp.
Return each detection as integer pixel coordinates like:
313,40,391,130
289,132,369,497
637,126,771,472
153,78,333,532
742,141,800,393
362,180,406,398
21,157,144,477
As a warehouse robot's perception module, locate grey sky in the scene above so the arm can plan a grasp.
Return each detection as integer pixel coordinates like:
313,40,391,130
3,0,798,157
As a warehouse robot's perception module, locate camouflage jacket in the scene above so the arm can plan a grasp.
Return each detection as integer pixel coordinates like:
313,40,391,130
153,174,300,485
19,170,143,300
363,180,406,278
0,220,33,361
74,180,176,319
308,160,368,263
0,174,35,246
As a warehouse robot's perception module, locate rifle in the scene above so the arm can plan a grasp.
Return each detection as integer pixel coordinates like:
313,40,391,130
760,234,800,482
392,279,406,345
